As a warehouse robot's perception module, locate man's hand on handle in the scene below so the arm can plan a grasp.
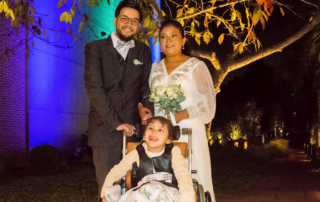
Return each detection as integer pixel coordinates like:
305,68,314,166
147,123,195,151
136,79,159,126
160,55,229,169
116,124,135,137
138,104,152,125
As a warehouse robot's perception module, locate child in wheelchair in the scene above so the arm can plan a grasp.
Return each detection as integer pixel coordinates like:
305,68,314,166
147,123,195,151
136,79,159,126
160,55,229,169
101,116,195,202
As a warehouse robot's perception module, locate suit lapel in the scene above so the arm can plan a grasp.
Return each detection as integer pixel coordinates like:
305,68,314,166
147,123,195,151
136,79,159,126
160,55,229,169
103,36,124,76
123,41,140,87
126,40,139,69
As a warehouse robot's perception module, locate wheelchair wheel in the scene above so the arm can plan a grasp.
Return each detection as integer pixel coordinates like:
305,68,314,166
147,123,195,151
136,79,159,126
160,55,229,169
205,191,212,202
198,184,206,202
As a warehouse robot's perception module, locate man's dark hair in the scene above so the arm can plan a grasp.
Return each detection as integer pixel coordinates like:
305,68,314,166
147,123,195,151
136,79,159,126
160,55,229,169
159,20,185,37
144,116,174,141
115,0,143,22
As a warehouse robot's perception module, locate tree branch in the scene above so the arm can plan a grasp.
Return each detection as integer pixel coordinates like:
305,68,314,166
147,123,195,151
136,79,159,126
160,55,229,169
194,14,320,93
176,0,248,21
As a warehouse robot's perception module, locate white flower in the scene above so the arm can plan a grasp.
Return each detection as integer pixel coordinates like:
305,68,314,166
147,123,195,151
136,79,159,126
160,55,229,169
156,85,165,96
133,59,143,65
154,97,160,102
166,88,174,98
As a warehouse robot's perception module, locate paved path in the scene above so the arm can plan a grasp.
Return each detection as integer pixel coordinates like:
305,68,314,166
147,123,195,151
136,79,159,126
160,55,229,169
215,149,320,202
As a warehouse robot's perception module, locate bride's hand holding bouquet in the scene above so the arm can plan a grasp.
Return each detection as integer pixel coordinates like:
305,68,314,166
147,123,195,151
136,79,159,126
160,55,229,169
149,84,188,124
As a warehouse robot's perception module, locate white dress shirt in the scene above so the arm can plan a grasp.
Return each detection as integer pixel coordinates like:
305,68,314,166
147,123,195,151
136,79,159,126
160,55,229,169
110,31,134,60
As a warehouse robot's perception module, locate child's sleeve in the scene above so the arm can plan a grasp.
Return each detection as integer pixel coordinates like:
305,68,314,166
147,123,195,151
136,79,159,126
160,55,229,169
171,146,195,202
100,149,139,198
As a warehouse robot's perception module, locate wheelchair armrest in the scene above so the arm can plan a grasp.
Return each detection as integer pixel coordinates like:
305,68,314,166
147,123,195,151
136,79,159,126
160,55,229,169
126,170,132,190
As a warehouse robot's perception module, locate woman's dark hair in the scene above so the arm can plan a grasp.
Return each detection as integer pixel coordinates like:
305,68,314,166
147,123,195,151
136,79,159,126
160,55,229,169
115,0,143,22
144,117,174,141
159,20,185,38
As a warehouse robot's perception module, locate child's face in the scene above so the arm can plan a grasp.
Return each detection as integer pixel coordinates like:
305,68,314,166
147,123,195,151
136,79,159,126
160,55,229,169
143,120,171,153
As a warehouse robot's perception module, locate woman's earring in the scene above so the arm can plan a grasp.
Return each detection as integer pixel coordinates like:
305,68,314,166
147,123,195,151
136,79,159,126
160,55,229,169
183,45,185,50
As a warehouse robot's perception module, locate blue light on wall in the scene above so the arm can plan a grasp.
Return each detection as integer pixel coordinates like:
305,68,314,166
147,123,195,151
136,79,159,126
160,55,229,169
29,0,121,150
28,0,159,151
150,0,161,63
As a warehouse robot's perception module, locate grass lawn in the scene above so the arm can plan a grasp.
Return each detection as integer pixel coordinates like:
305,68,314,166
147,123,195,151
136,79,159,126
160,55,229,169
211,146,272,194
0,146,271,201
0,163,98,202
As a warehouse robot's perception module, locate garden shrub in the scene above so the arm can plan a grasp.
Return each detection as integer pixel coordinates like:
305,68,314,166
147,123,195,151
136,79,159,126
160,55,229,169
265,139,289,157
29,144,60,169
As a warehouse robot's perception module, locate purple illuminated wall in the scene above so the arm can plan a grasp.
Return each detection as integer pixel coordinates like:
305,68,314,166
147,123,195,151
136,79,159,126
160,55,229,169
0,20,27,167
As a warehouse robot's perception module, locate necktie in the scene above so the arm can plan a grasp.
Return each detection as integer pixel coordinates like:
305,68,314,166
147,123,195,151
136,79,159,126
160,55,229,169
116,40,135,49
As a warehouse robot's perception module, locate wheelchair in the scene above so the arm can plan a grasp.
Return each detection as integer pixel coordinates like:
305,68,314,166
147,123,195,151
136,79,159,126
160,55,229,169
120,125,212,202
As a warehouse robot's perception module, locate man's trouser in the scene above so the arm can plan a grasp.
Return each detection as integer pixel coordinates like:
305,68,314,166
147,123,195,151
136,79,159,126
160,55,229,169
92,139,122,199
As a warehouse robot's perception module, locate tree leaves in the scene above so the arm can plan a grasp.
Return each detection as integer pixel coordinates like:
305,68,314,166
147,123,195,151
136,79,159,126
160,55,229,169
58,0,62,8
153,36,158,45
143,16,150,28
177,8,183,17
9,9,14,21
44,29,46,37
234,42,244,54
60,12,68,22
67,28,73,34
79,21,84,33
31,41,35,48
0,1,14,21
195,33,201,45
87,0,99,7
203,30,213,44
280,7,285,16
216,19,221,28
231,10,237,21
178,19,184,27
257,0,273,16
190,21,195,36
245,8,251,27
218,34,224,45
204,18,208,27
260,13,265,29
194,19,200,27
0,1,4,12
186,7,195,15
252,6,261,26
247,28,255,43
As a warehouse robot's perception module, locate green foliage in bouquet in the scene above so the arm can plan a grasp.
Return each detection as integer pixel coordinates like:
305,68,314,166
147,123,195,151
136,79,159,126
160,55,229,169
149,84,186,115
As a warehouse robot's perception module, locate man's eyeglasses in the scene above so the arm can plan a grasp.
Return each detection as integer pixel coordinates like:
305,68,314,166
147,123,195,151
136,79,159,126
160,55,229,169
117,16,140,26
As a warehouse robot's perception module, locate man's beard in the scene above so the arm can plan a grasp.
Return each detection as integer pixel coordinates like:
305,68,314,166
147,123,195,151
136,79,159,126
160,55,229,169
116,28,135,42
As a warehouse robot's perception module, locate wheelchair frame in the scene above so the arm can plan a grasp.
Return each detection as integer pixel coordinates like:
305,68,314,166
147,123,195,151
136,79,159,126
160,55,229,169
121,127,211,202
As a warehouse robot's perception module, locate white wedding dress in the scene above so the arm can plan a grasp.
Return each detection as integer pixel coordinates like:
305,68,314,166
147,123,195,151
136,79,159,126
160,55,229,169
149,57,216,202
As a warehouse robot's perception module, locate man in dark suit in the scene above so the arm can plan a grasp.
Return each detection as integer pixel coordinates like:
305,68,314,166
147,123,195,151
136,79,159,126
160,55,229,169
84,1,153,199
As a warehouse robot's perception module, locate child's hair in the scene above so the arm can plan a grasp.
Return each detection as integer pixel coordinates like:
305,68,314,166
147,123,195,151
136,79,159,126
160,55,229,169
144,117,174,141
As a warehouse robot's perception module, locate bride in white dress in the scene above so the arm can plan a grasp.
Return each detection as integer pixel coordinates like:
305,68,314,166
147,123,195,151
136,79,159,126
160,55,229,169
149,20,216,202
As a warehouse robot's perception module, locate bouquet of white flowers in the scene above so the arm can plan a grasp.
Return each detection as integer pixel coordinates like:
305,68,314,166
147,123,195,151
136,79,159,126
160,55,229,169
149,84,186,115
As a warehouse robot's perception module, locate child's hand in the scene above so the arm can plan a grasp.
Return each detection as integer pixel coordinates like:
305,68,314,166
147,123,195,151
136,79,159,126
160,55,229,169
102,196,107,202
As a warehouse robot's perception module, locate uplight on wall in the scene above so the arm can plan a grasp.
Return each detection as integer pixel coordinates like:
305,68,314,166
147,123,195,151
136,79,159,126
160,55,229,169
244,141,248,149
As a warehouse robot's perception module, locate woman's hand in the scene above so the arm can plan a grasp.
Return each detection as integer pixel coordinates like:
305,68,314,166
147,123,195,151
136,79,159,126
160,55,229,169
102,196,107,202
174,109,189,124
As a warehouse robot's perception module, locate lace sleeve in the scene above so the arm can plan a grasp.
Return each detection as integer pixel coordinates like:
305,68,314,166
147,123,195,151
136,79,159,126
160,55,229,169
186,62,216,123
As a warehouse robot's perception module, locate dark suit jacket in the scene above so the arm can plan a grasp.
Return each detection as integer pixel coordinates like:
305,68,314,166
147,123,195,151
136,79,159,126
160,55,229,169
84,36,153,147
